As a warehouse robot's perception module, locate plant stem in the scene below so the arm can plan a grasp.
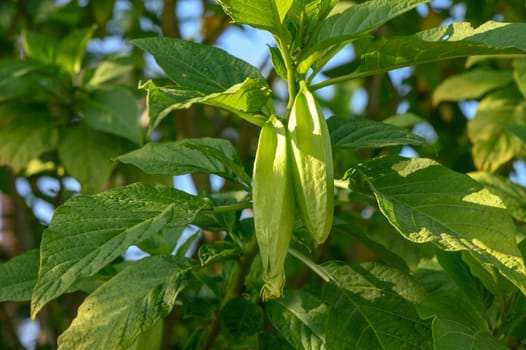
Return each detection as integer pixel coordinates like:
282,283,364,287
288,247,332,282
199,236,259,349
275,37,297,113
209,201,252,214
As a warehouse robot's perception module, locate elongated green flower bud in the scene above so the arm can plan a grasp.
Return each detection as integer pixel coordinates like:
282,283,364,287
288,81,334,244
253,115,294,300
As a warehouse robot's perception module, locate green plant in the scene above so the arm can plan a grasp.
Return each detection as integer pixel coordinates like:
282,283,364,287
3,0,526,349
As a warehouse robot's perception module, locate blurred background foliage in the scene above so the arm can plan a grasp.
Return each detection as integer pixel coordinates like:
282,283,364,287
2,0,526,348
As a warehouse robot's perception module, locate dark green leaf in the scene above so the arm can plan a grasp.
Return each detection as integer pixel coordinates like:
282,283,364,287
267,289,328,349
31,183,208,317
76,87,142,145
321,261,431,349
132,38,264,94
58,123,125,193
432,69,514,105
417,290,508,350
118,138,250,185
327,116,426,149
0,249,39,302
0,111,58,172
346,156,526,295
0,59,43,85
57,256,192,350
434,251,490,311
220,297,263,338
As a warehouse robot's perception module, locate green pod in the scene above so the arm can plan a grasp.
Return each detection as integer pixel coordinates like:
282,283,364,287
253,115,294,300
288,81,334,244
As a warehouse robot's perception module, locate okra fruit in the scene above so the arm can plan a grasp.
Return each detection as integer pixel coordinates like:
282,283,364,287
288,81,334,244
253,115,294,300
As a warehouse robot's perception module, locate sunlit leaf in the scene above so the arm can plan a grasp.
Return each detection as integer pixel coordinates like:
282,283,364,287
58,256,192,350
217,0,293,32
142,78,271,130
325,21,526,82
470,171,526,222
467,88,526,172
56,26,96,75
300,0,428,72
31,183,208,317
346,155,526,295
433,69,514,106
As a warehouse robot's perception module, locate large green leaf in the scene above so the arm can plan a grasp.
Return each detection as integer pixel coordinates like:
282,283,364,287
267,289,329,349
323,21,526,84
0,249,39,302
469,171,526,223
57,256,192,350
76,87,142,145
327,116,426,149
0,110,58,172
217,0,293,33
58,123,125,193
321,262,431,349
142,78,271,130
118,138,250,186
417,290,508,350
346,156,526,295
467,88,526,172
300,0,428,72
432,69,514,106
267,262,431,349
132,38,264,95
309,0,427,52
31,183,208,317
